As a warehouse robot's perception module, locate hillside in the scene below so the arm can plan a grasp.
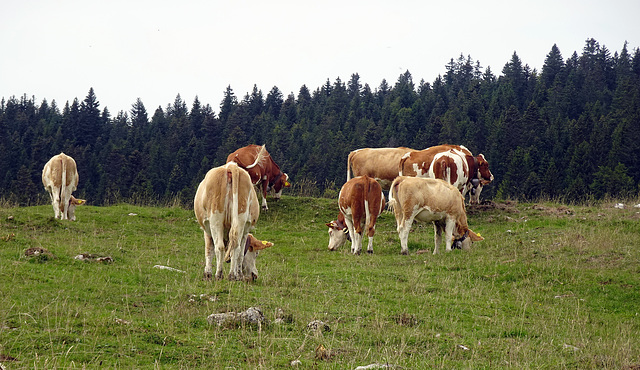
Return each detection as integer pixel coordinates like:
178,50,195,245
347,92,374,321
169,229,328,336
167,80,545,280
1,196,639,368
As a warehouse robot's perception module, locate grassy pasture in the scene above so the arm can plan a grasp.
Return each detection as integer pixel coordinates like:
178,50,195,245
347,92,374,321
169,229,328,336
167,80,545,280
1,196,639,369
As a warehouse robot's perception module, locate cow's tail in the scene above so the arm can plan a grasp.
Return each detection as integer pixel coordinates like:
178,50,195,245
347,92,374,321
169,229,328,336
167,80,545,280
246,144,267,170
224,163,241,262
59,157,67,218
387,176,403,225
346,151,354,182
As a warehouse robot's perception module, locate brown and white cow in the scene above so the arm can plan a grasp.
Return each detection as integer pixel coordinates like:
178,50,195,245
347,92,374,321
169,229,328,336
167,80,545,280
399,144,493,204
194,162,260,281
42,153,86,220
346,147,416,190
388,176,484,255
227,144,290,210
326,176,385,254
242,234,274,281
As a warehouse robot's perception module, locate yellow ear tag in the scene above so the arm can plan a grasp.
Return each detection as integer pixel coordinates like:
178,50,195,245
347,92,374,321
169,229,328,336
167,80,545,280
285,181,291,187
476,233,482,237
262,240,269,245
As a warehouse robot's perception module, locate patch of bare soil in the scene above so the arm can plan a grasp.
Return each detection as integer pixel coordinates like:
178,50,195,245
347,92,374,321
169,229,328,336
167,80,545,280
530,204,574,216
467,200,519,215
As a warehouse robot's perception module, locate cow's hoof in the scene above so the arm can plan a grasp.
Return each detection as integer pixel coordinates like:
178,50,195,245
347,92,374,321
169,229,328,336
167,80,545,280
203,272,212,281
367,250,373,254
215,271,224,280
401,250,409,255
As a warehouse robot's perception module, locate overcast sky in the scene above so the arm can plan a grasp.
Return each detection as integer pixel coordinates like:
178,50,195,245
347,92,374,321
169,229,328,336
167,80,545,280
1,0,638,116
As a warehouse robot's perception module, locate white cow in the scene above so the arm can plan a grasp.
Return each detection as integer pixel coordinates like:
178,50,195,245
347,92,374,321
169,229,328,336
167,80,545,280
194,162,260,281
388,176,484,255
42,153,85,220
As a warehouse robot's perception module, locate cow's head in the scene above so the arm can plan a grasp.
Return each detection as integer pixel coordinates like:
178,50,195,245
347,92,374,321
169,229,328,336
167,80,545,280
475,154,493,184
452,228,484,250
242,234,274,281
268,172,291,200
468,154,493,204
67,196,86,221
326,215,351,251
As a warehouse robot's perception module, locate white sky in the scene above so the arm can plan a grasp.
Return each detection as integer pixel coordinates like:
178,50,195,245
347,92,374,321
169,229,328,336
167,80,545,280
1,0,638,116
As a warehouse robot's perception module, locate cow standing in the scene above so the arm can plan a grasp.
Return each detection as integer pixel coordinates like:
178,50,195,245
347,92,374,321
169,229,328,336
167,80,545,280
388,176,484,255
346,147,415,190
326,176,385,254
42,153,86,220
227,144,290,211
399,144,493,204
194,162,260,281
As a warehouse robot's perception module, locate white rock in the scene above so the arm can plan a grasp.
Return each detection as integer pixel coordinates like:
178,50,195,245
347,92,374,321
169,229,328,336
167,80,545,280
153,265,185,273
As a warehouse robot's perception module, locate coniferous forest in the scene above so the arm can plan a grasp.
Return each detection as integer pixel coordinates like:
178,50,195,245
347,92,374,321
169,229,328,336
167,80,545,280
2,39,640,206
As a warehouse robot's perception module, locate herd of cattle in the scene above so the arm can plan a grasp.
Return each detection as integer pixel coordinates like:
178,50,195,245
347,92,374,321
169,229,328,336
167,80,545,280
41,144,493,281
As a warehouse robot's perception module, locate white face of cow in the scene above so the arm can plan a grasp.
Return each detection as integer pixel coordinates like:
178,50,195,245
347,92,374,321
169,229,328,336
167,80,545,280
242,250,260,281
326,222,349,251
241,236,274,281
67,196,86,221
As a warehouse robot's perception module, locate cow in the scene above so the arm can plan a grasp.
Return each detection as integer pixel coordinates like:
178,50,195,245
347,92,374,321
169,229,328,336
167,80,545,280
227,144,290,211
194,162,260,281
398,144,493,204
242,234,274,281
42,153,86,220
388,176,484,255
346,147,416,190
326,176,385,255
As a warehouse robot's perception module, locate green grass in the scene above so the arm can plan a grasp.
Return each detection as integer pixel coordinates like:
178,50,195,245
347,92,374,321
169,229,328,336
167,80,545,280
1,197,639,368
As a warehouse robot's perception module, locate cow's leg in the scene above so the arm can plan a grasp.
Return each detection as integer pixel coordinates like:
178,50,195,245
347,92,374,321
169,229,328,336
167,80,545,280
398,216,414,255
203,230,215,280
49,187,61,219
228,231,246,281
343,216,360,254
61,188,71,220
47,190,57,218
261,182,269,211
444,217,455,252
433,222,443,254
211,225,226,280
366,235,374,254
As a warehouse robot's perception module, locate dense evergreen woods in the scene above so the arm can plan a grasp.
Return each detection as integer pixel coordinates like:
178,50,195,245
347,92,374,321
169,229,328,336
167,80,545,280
2,39,640,206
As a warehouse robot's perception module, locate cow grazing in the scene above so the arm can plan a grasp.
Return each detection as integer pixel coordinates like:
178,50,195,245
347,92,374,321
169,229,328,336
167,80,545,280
346,147,415,190
399,144,493,204
242,234,274,281
42,153,86,220
194,162,260,281
227,144,290,210
388,176,484,255
326,176,385,254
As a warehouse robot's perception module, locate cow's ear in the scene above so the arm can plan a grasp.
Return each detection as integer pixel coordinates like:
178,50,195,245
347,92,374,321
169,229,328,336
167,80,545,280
326,221,336,228
253,240,274,251
468,229,484,241
74,198,86,205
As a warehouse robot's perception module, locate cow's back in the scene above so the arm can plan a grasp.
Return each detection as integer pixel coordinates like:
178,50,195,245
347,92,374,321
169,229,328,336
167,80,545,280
399,144,471,177
393,176,465,216
226,145,264,183
195,163,257,227
348,147,414,189
42,153,78,189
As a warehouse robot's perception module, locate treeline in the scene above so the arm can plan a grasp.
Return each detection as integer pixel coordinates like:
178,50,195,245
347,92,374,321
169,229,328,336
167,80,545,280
1,38,640,206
